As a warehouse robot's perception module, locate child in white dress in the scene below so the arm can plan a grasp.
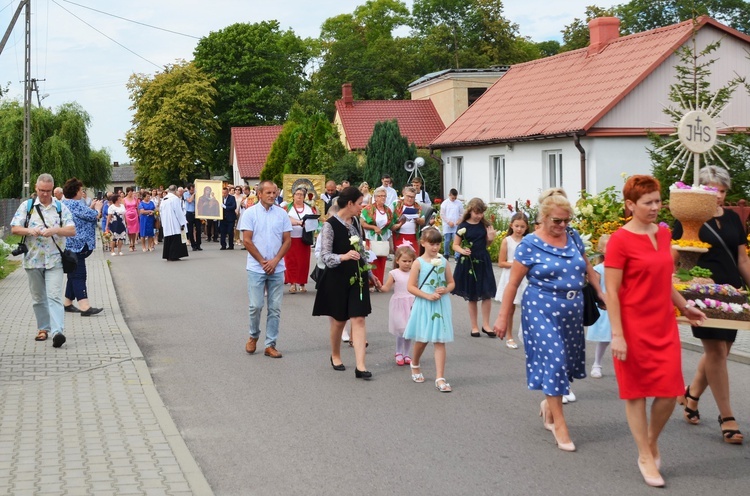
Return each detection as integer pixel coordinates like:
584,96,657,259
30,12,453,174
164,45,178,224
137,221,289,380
494,213,530,348
380,244,417,366
404,228,455,392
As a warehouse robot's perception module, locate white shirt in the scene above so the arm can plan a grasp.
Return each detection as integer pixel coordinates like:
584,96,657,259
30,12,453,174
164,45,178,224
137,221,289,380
159,192,187,237
440,198,463,234
414,188,431,207
287,203,314,238
384,185,398,206
239,203,292,274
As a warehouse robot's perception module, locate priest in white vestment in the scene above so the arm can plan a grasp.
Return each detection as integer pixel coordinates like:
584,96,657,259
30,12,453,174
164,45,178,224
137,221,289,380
159,185,189,261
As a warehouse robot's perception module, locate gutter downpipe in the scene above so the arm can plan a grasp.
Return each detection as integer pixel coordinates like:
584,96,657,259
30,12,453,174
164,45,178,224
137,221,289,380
574,134,587,193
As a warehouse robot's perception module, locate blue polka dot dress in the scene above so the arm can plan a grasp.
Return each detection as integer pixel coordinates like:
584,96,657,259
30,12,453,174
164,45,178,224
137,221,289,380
515,230,588,395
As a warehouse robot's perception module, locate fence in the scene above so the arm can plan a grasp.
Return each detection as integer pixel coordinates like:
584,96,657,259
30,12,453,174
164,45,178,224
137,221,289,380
0,199,22,238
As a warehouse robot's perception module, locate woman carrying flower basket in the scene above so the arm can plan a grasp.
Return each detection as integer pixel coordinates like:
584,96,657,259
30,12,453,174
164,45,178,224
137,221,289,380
313,187,382,379
361,186,394,287
672,166,750,445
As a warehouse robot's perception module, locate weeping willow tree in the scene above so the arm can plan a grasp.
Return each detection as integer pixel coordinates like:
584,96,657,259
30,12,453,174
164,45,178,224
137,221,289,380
0,100,110,198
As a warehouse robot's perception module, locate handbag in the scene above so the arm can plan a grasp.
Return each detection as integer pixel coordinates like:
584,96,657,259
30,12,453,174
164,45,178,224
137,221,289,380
582,284,600,326
301,228,314,246
370,239,390,257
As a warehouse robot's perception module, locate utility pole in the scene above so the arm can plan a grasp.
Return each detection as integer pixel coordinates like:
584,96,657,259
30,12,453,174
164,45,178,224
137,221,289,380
0,1,32,198
23,0,31,198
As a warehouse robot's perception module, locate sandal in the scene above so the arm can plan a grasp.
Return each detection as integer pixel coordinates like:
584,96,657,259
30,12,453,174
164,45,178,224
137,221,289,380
410,363,425,383
506,338,518,349
435,378,452,393
404,356,412,365
35,330,48,341
395,353,405,366
299,286,307,293
719,416,744,445
677,385,701,425
289,284,298,294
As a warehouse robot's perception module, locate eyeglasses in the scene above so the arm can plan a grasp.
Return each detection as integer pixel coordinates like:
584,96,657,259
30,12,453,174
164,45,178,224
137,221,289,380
550,217,572,225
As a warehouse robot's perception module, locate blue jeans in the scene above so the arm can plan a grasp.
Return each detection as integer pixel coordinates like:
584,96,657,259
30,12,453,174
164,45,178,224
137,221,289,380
26,266,65,335
247,270,284,348
443,233,455,257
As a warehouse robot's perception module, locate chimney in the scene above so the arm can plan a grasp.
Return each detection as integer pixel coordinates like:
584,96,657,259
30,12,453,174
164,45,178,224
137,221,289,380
342,83,353,107
587,17,620,56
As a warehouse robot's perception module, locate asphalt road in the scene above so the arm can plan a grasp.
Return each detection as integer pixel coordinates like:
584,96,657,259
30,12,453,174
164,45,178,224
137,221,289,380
110,241,750,496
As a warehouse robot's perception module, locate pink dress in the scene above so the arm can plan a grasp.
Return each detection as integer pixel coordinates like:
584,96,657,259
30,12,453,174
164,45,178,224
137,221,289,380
124,197,140,235
388,269,415,337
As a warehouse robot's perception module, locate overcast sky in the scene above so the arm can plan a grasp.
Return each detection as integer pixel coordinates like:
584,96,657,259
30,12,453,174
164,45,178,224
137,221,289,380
0,0,616,164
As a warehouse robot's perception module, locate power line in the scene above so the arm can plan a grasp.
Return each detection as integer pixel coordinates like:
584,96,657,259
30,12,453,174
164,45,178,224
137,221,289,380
50,0,161,69
60,0,200,39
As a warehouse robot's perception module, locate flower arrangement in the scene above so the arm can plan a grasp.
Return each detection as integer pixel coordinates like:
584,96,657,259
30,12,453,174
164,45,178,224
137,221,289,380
348,235,375,300
672,239,711,249
669,182,718,192
573,185,627,252
456,227,478,281
686,298,750,314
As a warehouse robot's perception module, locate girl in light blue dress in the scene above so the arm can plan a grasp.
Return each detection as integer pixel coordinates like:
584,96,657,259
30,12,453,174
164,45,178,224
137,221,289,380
585,234,611,379
404,228,455,392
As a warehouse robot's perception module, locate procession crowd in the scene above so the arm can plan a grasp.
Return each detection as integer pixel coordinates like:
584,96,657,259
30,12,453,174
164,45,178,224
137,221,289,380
8,165,748,489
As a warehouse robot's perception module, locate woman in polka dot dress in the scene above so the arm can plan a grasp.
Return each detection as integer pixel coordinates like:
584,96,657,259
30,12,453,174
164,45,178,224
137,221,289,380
493,188,604,452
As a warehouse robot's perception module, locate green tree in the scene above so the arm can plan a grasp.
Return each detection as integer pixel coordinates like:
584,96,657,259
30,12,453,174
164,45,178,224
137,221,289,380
0,100,109,197
618,0,750,35
560,5,618,52
312,1,414,115
649,35,750,202
194,21,312,175
260,104,347,185
364,120,417,192
124,60,218,187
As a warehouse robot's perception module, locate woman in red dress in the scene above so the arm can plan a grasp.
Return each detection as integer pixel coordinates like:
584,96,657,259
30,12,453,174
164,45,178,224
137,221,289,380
284,187,316,293
606,175,705,488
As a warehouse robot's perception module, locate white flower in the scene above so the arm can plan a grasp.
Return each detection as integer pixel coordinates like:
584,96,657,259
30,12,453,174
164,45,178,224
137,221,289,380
581,205,594,217
457,227,466,236
349,235,360,245
431,257,442,267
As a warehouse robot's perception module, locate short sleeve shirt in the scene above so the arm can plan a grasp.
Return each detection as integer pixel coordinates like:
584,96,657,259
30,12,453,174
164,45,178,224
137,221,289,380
11,199,75,269
239,203,292,274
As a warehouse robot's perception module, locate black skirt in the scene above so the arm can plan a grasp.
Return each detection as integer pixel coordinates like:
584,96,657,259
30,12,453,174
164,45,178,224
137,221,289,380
162,234,189,261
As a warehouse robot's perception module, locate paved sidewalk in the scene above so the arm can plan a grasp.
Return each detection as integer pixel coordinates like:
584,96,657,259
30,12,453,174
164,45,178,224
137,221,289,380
0,246,213,495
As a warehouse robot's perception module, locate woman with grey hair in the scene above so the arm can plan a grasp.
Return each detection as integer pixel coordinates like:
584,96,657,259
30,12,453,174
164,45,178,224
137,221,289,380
361,186,394,287
673,165,750,444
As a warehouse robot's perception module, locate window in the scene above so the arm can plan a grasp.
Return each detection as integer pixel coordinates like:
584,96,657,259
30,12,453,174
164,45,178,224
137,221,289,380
543,150,563,189
491,155,505,199
467,88,486,106
452,156,463,195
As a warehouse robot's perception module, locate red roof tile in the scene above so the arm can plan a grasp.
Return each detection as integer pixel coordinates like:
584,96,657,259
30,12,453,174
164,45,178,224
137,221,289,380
335,99,445,150
432,17,750,148
231,126,284,179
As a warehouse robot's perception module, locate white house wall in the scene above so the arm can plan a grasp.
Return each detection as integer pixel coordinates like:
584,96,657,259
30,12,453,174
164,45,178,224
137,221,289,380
443,136,655,205
596,26,750,129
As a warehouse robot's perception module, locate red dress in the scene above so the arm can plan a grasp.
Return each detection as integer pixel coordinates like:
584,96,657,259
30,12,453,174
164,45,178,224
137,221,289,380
605,227,683,399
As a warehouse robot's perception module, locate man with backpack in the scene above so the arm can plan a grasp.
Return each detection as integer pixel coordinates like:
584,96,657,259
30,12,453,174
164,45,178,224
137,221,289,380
10,173,76,348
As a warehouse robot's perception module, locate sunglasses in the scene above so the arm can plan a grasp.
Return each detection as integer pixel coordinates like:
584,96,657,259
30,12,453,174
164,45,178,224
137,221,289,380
550,217,572,225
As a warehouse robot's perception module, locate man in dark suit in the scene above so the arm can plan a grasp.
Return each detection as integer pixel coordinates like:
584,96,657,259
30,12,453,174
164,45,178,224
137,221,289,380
220,187,238,250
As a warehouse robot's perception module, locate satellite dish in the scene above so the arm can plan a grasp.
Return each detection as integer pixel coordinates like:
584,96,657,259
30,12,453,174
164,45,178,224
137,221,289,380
414,157,425,168
404,160,415,172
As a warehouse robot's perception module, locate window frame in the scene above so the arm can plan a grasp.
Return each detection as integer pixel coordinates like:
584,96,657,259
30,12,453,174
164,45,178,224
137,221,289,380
542,150,563,189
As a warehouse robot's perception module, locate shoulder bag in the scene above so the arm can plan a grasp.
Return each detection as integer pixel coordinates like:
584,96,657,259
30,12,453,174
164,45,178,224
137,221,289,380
35,203,78,274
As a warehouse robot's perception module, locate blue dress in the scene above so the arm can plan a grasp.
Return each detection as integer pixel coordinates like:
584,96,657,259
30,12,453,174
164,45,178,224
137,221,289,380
515,230,587,395
585,263,611,342
403,257,454,343
451,221,497,301
139,200,155,238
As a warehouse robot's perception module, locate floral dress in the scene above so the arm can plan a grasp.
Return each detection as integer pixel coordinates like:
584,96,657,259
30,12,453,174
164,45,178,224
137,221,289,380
403,257,453,343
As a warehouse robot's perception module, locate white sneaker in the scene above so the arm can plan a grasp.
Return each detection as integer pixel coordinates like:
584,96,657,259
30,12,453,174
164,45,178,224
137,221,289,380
562,391,576,404
591,366,602,379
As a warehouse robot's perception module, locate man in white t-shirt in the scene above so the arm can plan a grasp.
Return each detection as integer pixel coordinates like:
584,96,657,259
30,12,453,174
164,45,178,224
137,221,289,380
439,188,463,258
411,177,431,207
381,175,398,207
